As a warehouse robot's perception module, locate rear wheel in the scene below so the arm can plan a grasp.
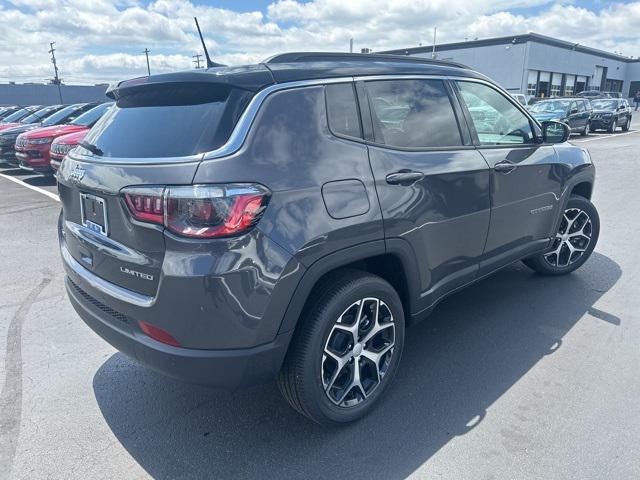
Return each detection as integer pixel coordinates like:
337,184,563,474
523,195,599,275
278,270,405,425
580,121,590,136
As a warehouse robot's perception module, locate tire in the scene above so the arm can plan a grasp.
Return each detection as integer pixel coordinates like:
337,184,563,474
622,117,631,132
580,121,590,136
278,269,405,425
607,119,616,133
523,195,600,276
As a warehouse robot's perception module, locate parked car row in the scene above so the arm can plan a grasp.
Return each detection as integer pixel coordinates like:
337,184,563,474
0,102,113,174
528,97,632,135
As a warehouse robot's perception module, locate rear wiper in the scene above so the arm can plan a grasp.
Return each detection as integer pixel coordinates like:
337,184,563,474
79,141,103,156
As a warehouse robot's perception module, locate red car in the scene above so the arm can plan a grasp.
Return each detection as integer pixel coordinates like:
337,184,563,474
50,129,87,172
15,102,112,174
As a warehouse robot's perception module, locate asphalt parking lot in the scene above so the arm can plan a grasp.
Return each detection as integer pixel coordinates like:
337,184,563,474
1,121,640,480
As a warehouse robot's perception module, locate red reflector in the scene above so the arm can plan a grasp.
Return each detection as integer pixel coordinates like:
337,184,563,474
138,321,181,347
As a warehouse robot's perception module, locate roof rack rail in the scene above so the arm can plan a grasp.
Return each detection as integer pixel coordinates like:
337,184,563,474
263,52,468,69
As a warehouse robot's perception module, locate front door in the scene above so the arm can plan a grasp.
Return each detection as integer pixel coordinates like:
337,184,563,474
454,80,564,275
362,78,491,311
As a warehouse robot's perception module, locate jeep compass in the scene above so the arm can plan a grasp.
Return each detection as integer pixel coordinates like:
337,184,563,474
58,53,599,425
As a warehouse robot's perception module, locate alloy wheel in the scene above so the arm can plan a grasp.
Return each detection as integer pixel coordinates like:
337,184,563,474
321,298,395,408
544,207,593,268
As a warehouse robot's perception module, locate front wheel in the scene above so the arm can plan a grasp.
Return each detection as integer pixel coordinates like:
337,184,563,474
580,121,590,136
278,270,405,425
523,195,599,275
622,117,631,132
607,120,616,133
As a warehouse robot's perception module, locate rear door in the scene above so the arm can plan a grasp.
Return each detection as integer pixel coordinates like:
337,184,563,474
567,101,581,130
362,78,491,311
453,80,563,274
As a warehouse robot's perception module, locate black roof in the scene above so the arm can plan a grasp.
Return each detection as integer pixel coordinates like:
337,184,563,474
107,52,481,100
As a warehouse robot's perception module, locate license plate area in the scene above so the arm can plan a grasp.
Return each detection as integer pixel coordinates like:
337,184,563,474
80,193,108,236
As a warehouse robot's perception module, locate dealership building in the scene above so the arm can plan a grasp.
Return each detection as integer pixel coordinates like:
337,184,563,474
383,32,640,99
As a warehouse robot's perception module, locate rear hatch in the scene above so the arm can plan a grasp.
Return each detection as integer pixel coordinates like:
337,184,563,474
58,69,271,296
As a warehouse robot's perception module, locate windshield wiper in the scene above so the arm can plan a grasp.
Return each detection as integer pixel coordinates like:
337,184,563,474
79,141,103,156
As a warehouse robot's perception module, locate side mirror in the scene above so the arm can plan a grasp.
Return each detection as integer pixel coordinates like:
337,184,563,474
541,120,570,144
570,108,579,114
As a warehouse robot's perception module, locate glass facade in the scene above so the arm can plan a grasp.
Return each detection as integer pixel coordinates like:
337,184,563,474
525,70,594,98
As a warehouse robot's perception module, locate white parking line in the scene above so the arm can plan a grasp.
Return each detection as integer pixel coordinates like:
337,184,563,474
572,130,640,143
0,172,60,202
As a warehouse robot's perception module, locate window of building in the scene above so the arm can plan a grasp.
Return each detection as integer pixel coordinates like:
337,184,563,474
538,72,551,98
564,75,575,96
456,81,534,146
551,73,562,97
576,76,588,93
365,79,463,148
527,71,538,96
325,83,362,139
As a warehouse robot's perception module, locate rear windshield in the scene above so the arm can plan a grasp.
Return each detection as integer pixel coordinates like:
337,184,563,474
81,84,251,158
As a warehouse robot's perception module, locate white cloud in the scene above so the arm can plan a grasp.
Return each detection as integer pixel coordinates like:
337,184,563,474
0,0,638,85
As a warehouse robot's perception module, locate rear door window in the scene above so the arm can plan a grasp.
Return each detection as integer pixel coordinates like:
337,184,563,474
366,79,463,148
81,85,252,158
326,83,362,139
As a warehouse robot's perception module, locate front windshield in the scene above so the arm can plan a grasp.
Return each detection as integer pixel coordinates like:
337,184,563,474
41,104,86,126
20,106,61,124
71,103,114,127
2,108,35,123
530,100,570,114
591,100,618,110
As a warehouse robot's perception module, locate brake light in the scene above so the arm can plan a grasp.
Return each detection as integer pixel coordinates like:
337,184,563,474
122,184,270,238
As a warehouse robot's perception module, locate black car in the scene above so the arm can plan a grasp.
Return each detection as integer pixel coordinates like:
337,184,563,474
58,53,599,425
1,103,97,165
529,98,593,135
589,98,632,132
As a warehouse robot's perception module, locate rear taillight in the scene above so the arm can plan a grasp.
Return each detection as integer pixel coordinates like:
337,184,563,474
122,184,270,238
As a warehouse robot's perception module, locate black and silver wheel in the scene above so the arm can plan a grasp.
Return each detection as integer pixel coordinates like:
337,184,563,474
607,119,616,133
278,270,405,425
581,122,590,136
622,117,631,132
523,195,599,275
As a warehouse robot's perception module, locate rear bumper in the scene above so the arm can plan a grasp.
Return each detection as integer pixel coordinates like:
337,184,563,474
66,275,293,388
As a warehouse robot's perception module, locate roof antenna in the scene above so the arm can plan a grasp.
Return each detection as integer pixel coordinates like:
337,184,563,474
194,17,225,68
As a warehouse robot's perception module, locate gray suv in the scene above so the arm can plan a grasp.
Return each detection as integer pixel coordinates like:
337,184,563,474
58,53,599,425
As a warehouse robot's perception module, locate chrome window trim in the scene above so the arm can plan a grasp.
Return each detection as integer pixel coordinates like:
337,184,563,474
67,72,535,165
61,242,155,308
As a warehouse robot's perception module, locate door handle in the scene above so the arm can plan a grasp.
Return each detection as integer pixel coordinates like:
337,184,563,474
386,170,424,186
494,161,517,174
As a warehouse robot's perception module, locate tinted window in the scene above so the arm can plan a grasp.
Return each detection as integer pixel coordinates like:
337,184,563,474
1,108,34,123
326,83,361,138
81,86,250,158
21,106,62,124
366,79,462,148
457,81,534,145
71,102,114,127
577,101,586,112
41,104,94,126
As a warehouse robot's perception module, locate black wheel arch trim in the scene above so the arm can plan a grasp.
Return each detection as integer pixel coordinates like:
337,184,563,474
277,239,421,335
551,166,595,238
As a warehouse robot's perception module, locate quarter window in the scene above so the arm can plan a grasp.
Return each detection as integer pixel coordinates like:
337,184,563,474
366,79,462,148
456,81,535,146
326,83,362,139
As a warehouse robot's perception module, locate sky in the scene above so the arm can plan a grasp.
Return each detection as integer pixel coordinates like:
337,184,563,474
0,0,638,84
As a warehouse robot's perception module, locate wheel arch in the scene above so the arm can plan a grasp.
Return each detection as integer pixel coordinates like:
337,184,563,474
571,181,593,200
277,239,421,335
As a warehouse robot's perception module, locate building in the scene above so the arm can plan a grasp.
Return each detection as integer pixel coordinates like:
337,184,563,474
0,83,109,106
382,32,640,99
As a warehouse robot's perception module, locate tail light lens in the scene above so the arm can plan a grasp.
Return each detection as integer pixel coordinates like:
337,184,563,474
122,184,270,238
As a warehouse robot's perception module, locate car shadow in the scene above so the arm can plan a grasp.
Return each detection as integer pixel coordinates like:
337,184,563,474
0,166,30,176
22,175,56,187
93,252,621,479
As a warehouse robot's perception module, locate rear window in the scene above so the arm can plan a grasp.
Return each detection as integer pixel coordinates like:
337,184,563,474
326,83,362,139
81,84,251,158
